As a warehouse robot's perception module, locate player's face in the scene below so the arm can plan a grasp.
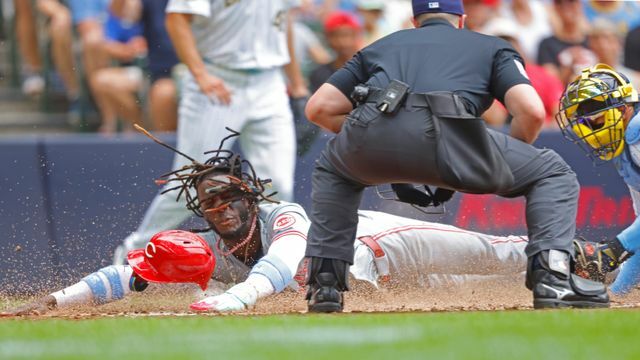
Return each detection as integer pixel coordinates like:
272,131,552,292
579,105,630,130
553,0,581,25
197,180,252,239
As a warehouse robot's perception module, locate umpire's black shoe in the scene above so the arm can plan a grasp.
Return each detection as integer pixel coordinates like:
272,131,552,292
306,257,349,313
526,249,609,309
307,272,344,313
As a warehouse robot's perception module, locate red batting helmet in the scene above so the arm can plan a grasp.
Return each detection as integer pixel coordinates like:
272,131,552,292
127,230,216,290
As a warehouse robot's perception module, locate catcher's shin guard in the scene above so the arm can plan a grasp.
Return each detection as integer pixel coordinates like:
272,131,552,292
573,237,633,283
306,257,349,313
526,250,609,309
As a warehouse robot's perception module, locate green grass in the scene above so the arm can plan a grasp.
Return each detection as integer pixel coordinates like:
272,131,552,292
0,310,638,359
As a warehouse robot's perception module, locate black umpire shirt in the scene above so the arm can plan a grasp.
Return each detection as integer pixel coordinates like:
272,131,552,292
327,18,531,117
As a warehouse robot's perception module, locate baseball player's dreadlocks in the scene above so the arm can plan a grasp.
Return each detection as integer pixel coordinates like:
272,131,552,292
135,125,278,218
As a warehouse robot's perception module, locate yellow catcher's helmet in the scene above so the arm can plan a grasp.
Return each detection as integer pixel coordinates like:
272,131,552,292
556,64,638,161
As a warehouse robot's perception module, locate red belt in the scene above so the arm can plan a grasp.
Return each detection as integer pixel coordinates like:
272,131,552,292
358,236,390,283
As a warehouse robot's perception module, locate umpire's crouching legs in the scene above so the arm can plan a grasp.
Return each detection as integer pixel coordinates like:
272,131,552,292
490,132,609,308
305,156,365,312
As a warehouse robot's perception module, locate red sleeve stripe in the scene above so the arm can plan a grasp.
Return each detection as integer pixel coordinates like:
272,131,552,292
272,230,307,243
372,225,482,241
371,225,528,245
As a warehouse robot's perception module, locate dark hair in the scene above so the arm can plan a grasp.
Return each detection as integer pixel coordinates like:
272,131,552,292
137,125,278,218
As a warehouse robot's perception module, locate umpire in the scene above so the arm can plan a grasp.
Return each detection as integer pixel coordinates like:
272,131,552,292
303,0,609,312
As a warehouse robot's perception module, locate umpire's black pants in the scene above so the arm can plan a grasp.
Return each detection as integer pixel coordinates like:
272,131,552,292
305,106,579,264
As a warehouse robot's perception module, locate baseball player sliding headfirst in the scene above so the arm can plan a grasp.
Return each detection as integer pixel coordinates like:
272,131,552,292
112,0,308,264
2,129,543,316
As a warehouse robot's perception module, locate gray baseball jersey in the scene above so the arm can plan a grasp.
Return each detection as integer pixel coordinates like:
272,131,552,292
200,201,309,285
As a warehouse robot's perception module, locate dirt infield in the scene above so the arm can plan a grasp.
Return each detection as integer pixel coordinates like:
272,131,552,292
3,276,640,318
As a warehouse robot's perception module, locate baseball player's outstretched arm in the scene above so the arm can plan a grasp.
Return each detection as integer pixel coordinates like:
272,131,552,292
0,265,144,316
165,12,231,104
306,83,353,133
610,188,640,295
504,83,545,144
191,209,310,312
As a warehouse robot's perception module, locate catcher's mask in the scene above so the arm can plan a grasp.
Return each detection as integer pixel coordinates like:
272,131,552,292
127,230,215,290
556,63,638,161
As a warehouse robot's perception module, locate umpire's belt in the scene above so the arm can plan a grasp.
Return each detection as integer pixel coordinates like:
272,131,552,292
364,88,430,108
358,236,390,284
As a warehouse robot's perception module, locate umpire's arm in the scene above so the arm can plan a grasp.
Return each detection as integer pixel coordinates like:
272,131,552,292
504,84,545,144
492,47,545,144
307,49,373,133
306,83,353,133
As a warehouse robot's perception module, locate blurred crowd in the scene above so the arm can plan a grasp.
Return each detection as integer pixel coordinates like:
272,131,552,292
5,0,640,134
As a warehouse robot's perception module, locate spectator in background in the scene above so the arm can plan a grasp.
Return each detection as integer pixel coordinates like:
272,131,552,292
582,0,640,36
588,19,640,88
295,11,363,155
355,0,390,45
384,0,413,32
537,0,594,85
625,26,640,73
321,0,358,12
309,11,362,93
91,5,146,134
14,0,45,96
289,9,331,156
291,13,331,79
482,18,564,129
93,0,180,133
498,0,552,62
13,0,81,116
67,0,111,106
462,0,500,33
300,0,357,25
36,0,81,107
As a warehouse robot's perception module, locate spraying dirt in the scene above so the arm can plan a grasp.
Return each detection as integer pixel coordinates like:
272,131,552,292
3,276,640,319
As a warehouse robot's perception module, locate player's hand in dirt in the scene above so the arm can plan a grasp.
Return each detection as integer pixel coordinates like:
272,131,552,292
0,295,57,316
190,282,258,312
196,72,232,105
190,292,246,312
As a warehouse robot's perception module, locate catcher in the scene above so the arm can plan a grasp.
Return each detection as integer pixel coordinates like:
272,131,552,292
557,63,640,295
